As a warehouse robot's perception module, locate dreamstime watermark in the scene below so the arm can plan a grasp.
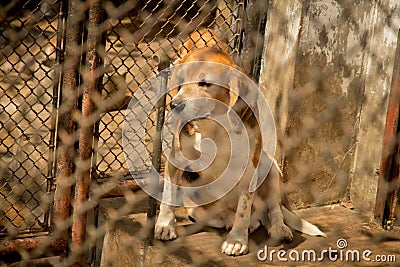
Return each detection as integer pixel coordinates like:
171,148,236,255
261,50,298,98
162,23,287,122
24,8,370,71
122,61,276,206
257,238,397,263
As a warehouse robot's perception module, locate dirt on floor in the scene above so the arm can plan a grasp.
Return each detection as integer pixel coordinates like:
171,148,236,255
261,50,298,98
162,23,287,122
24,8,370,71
99,201,400,267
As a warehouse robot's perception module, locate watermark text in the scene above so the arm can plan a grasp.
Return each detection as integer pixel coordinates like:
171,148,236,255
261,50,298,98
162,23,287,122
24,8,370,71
257,238,396,263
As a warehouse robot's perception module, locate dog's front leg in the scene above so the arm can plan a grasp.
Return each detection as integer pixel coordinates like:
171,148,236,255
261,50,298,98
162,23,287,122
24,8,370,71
154,203,177,240
264,159,293,243
221,191,254,256
154,165,180,240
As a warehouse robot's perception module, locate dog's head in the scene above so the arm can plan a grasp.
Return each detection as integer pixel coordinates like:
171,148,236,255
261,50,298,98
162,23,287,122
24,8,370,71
170,47,258,132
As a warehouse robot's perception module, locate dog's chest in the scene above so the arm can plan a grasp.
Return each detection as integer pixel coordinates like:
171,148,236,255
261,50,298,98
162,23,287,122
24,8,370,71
180,123,256,189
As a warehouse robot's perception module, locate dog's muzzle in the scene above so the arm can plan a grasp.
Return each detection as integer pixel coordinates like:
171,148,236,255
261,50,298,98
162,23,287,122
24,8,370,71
170,97,212,121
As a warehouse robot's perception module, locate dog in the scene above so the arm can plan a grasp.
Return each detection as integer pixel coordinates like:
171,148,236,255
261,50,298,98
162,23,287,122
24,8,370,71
154,47,326,256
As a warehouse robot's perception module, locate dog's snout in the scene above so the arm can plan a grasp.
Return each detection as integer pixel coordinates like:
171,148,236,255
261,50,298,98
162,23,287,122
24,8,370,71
171,99,185,112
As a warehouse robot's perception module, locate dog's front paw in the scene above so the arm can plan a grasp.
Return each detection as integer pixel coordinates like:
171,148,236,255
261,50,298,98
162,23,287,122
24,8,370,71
268,223,293,243
221,237,249,256
154,224,178,240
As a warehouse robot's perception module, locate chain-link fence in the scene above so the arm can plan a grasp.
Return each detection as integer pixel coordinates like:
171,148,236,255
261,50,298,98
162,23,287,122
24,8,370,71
1,0,400,266
0,0,60,236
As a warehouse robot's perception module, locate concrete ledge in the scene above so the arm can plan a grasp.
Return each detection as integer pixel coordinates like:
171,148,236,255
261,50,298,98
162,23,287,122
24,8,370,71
99,203,400,266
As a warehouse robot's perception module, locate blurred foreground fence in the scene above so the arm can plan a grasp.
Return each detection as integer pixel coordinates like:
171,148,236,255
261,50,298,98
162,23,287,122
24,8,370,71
0,0,268,265
1,0,400,266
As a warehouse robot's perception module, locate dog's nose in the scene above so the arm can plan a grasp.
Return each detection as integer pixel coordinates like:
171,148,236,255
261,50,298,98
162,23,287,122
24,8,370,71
170,99,185,112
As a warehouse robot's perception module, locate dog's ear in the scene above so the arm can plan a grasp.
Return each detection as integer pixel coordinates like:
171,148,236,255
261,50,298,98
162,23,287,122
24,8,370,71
228,75,239,109
228,65,259,110
227,68,259,134
227,74,242,134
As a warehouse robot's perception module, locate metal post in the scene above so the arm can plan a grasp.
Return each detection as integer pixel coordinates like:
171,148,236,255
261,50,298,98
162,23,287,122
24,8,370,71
374,29,400,228
238,0,269,81
52,0,83,244
70,0,104,266
144,55,170,255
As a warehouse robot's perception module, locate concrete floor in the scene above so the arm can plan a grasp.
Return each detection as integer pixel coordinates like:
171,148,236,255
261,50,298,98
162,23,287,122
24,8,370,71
99,199,400,267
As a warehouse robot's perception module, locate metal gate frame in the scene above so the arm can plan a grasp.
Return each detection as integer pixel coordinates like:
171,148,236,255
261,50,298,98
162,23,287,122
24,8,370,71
0,0,69,262
0,0,269,265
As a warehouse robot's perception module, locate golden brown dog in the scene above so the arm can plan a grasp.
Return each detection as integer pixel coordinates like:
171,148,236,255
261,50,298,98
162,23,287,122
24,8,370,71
154,47,325,256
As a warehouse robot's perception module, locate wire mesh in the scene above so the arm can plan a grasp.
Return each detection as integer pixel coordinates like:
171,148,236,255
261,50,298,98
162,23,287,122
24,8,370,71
0,0,60,235
95,0,241,179
1,0,400,266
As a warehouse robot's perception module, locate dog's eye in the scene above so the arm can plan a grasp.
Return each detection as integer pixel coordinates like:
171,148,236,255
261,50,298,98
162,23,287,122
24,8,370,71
198,80,211,87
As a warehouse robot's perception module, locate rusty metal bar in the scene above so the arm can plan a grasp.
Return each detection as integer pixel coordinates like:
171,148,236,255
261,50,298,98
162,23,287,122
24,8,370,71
88,7,108,265
7,256,63,267
374,29,400,227
70,0,104,265
52,0,83,244
0,236,66,256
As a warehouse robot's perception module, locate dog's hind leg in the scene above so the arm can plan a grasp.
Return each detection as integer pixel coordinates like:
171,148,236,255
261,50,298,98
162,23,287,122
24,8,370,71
258,153,293,243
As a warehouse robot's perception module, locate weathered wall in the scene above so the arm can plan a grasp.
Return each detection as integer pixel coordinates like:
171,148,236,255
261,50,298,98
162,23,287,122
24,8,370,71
260,0,400,214
350,1,400,215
